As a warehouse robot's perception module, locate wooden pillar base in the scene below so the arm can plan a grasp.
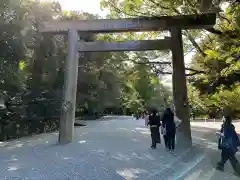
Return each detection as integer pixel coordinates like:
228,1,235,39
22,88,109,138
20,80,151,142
176,125,192,148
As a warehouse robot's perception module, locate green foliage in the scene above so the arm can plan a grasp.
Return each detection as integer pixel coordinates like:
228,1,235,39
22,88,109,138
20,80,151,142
0,0,171,141
188,3,240,118
1,0,238,128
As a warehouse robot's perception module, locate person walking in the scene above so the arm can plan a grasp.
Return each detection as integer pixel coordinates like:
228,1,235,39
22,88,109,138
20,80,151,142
148,109,161,149
143,111,149,127
161,110,168,149
162,108,176,152
217,116,240,174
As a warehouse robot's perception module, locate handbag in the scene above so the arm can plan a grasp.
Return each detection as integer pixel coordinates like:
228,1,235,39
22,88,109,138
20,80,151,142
174,115,182,128
219,134,233,149
161,126,166,135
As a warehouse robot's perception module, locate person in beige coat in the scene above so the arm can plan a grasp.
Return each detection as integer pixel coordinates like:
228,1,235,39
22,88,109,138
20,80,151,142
143,111,149,127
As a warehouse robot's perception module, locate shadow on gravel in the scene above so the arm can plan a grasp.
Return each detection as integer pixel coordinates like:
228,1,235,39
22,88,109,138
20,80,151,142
0,132,59,151
74,123,86,127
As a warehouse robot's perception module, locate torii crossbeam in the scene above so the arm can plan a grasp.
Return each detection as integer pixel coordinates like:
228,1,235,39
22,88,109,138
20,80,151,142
39,13,216,33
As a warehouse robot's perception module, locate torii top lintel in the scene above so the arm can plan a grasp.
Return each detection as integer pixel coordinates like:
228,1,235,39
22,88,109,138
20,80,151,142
39,13,216,33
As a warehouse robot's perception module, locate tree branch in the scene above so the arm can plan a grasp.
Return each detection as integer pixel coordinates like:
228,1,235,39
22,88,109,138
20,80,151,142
136,61,171,65
184,31,207,57
152,67,172,75
205,28,238,39
184,48,195,56
152,69,206,76
148,0,173,12
109,0,153,17
184,0,199,13
135,60,206,76
218,12,231,24
185,68,205,76
186,72,203,76
107,1,239,63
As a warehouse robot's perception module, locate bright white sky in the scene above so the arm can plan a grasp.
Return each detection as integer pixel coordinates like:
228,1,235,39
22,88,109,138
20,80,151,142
41,0,105,16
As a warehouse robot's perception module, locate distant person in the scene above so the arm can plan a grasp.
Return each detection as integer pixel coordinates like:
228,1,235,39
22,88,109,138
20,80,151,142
135,112,140,120
148,109,161,149
143,111,149,127
161,108,175,152
217,116,240,174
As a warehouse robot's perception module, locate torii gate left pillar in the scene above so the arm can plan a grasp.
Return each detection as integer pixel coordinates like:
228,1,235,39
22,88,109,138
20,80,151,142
59,29,79,143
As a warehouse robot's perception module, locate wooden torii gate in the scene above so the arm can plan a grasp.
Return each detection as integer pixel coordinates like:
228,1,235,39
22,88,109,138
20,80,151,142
39,13,216,147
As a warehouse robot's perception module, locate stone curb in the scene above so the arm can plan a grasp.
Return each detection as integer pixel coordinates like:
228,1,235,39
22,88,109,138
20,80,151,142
169,152,205,180
147,147,205,180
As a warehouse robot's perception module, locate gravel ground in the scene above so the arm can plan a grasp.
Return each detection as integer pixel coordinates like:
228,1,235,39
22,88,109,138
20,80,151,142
0,117,201,180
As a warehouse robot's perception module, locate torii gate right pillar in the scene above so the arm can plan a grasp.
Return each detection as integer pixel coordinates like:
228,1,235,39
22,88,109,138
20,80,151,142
170,27,192,148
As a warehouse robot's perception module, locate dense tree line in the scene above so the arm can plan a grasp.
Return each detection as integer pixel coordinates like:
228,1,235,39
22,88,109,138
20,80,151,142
188,3,240,118
100,0,240,118
1,0,239,141
0,0,171,140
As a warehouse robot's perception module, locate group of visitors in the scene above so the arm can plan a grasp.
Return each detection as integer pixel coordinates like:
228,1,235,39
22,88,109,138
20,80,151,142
143,108,240,174
143,108,181,152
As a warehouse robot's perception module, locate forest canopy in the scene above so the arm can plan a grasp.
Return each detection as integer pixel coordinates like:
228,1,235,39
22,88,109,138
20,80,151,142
100,0,240,118
0,0,172,119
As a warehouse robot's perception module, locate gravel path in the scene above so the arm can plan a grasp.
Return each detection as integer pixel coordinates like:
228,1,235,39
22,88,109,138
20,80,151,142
191,121,240,134
0,117,197,180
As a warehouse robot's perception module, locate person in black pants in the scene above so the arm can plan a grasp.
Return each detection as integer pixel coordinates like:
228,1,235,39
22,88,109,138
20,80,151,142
148,109,161,149
162,108,176,152
167,128,176,152
163,133,168,149
217,116,240,174
161,118,168,149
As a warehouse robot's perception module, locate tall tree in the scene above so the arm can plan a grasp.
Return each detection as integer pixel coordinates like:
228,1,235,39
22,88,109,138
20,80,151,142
188,3,240,118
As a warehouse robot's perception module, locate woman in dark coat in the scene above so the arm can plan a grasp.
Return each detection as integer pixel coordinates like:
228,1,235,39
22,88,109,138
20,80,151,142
161,108,175,152
148,109,161,149
217,116,240,174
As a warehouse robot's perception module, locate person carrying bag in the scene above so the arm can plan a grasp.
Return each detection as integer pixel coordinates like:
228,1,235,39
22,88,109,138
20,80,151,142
216,116,240,175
